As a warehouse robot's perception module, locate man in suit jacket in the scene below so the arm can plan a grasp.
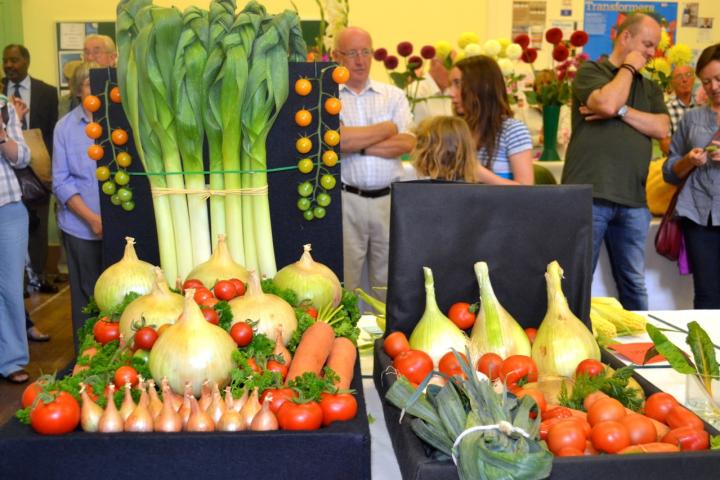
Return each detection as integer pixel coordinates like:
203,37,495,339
3,44,58,342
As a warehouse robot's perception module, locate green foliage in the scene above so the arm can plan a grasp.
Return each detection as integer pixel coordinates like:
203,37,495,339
216,300,234,331
287,367,340,402
559,366,643,412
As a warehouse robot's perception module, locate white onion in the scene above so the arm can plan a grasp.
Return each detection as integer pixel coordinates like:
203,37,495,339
94,237,156,311
273,244,342,309
185,233,249,288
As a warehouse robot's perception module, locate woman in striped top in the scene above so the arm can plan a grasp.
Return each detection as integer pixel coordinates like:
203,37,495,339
449,55,534,184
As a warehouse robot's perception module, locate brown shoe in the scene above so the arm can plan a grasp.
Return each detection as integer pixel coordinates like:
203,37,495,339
4,370,29,384
28,326,50,342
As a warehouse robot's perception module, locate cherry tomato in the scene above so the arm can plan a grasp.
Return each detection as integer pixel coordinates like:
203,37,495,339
298,181,313,197
516,387,547,413
477,352,503,381
591,420,631,453
320,392,358,426
110,194,121,206
305,306,318,319
665,404,704,430
101,181,116,195
643,392,679,423
213,280,237,301
201,307,219,325
96,166,110,181
661,426,709,451
183,278,206,291
116,151,132,168
260,388,297,413
114,170,130,186
447,302,476,330
85,122,103,139
547,421,587,455
575,359,605,378
323,129,340,147
247,358,262,374
383,331,410,359
193,287,214,305
297,157,314,174
393,349,433,384
587,397,626,426
294,78,312,96
277,401,323,430
295,109,313,127
87,144,104,161
30,391,81,435
320,174,336,190
524,327,537,344
266,359,289,380
83,95,101,112
620,414,658,445
297,198,311,211
230,322,253,347
331,66,350,84
313,206,326,219
501,355,538,389
114,365,139,388
296,137,313,154
93,318,120,345
322,150,338,167
121,200,135,212
133,326,158,351
117,188,133,203
22,381,45,408
438,351,467,378
111,128,128,146
316,193,331,207
229,278,246,296
544,406,573,420
109,86,122,103
324,97,341,115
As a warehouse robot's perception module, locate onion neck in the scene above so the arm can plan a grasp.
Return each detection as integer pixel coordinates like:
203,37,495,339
474,262,504,348
123,236,139,261
298,244,315,270
246,270,264,297
545,261,570,317
422,267,443,316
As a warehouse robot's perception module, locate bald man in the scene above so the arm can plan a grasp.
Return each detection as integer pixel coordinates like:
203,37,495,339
660,64,697,155
333,27,415,300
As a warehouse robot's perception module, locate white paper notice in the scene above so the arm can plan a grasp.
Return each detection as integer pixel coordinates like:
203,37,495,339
59,23,85,50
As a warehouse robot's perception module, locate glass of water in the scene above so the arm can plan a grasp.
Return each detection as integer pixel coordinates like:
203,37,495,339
685,374,720,428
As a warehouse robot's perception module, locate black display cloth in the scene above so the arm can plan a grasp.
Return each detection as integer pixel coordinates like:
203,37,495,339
0,359,370,480
92,62,343,277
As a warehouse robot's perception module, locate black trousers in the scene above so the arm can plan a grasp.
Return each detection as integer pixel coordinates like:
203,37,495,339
682,217,720,309
63,232,102,355
27,200,50,277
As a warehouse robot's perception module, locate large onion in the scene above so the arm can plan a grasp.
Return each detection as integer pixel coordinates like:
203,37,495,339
149,289,237,396
94,237,156,311
185,234,249,288
229,271,297,345
273,244,342,308
119,267,184,342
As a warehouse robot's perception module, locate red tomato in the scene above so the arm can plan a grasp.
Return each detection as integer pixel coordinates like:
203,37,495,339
587,397,626,426
305,306,318,319
213,280,237,301
193,288,215,305
583,391,609,411
266,359,289,380
524,327,538,344
93,318,120,345
516,387,547,414
133,326,158,351
114,365,139,388
319,392,358,426
29,391,81,435
438,351,467,378
22,381,45,408
447,302,476,330
501,355,538,388
544,406,573,420
476,352,503,381
182,278,205,291
383,331,410,359
591,421,631,453
393,349,433,384
247,358,262,374
199,296,219,308
555,446,584,457
575,359,605,378
229,278,246,297
620,414,658,445
547,421,587,455
261,388,297,414
661,426,709,451
643,392,679,423
277,401,323,430
230,322,253,347
201,307,219,325
584,440,600,455
665,404,704,430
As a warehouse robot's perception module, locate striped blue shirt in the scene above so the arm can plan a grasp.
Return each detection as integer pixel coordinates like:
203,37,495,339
0,96,31,207
475,118,532,179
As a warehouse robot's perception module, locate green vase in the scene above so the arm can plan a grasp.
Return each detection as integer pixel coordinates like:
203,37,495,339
539,104,561,161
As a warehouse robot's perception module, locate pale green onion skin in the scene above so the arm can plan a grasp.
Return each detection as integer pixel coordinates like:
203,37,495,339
409,267,469,366
185,233,249,287
469,262,531,359
273,244,342,309
94,237,157,312
531,261,600,377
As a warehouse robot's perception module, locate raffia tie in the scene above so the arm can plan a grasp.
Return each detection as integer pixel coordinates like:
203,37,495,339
451,421,531,465
150,185,268,199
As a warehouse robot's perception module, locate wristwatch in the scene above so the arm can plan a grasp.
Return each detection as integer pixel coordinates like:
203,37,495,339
617,105,629,118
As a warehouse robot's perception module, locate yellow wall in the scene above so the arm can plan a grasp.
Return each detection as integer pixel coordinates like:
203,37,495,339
19,0,720,88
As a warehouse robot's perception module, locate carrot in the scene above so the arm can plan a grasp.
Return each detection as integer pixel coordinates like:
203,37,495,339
325,337,356,390
619,442,680,454
286,322,336,383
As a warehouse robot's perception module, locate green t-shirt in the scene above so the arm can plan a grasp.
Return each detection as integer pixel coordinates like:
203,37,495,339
562,60,668,207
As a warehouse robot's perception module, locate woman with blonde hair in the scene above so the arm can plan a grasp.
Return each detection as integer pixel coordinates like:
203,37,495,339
412,116,477,182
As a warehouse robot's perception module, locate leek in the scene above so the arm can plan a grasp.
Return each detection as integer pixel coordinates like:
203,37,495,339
172,6,212,266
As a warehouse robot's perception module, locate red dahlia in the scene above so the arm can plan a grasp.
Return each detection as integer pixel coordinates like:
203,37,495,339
570,30,589,47
408,55,423,69
521,48,538,64
396,41,413,57
373,47,388,61
513,33,530,49
420,45,436,60
552,44,570,62
384,55,399,70
545,27,563,45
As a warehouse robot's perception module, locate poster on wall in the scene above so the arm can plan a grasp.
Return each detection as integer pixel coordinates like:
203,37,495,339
583,1,678,61
681,2,699,27
512,1,547,48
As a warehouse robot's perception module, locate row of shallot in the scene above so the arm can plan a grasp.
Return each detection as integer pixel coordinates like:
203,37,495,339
80,377,277,433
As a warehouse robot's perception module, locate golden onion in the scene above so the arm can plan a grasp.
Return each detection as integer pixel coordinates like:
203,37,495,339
273,244,342,308
185,233,249,288
94,237,156,311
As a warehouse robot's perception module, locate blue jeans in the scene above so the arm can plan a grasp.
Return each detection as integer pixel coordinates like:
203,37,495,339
591,199,651,311
0,201,29,376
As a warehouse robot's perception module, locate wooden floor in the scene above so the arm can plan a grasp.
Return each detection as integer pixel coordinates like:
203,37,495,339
0,283,74,425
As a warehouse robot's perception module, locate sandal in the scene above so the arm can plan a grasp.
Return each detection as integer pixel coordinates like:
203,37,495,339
28,326,50,342
4,369,30,384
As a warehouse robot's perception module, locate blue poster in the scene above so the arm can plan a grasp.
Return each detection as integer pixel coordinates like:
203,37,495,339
583,1,678,61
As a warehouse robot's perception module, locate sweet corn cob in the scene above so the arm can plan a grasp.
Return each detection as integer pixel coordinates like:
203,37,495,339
590,306,618,339
590,298,647,335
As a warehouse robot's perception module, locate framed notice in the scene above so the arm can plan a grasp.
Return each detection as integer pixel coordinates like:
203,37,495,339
512,0,548,48
55,21,115,91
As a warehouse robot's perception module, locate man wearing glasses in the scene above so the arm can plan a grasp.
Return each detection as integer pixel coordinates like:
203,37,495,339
332,27,415,301
660,64,696,156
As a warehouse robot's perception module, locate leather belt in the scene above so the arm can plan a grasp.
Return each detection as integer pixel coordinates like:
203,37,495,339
341,183,391,198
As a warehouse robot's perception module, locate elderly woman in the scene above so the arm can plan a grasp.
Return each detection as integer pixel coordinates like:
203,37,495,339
0,95,32,383
52,62,103,353
663,43,720,309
